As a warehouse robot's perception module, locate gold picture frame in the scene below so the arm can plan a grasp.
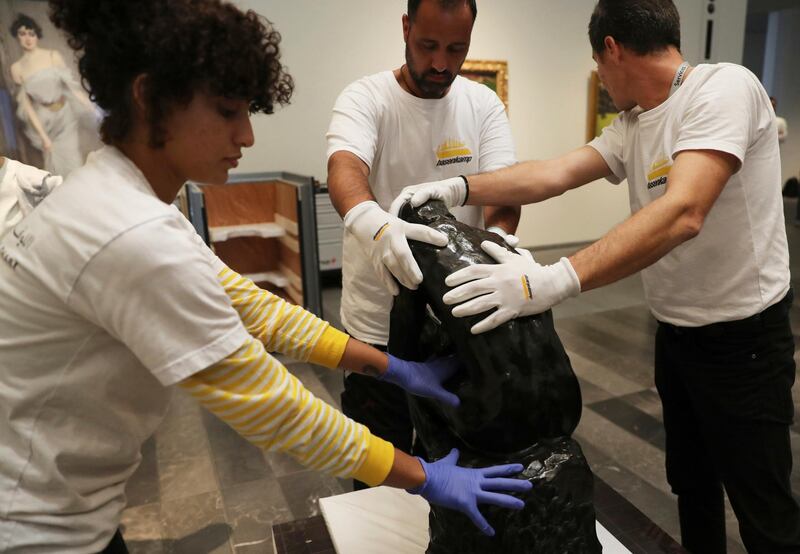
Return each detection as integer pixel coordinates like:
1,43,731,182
586,70,619,142
460,59,509,111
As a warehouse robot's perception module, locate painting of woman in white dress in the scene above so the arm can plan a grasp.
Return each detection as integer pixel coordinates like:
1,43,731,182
8,13,99,176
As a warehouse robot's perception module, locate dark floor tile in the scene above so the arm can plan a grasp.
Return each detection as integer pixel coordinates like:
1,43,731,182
559,316,654,361
202,408,251,454
158,454,217,502
587,397,666,450
126,437,161,507
277,471,344,520
160,491,229,550
576,375,614,405
222,478,293,547
164,522,233,554
272,516,334,554
214,445,273,489
621,388,664,421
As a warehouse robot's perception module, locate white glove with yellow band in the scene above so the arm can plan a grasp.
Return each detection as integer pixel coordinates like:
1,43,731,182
442,241,581,334
344,200,448,295
389,176,468,216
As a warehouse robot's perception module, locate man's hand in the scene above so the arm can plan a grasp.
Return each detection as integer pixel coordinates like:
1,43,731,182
409,448,532,536
443,241,581,334
344,201,448,295
389,176,468,216
380,355,461,407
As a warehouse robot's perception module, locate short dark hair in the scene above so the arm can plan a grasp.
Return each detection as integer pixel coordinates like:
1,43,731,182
588,0,680,55
49,0,294,147
408,0,477,22
10,14,43,39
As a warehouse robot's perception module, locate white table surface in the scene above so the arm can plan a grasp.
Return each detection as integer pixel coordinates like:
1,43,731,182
319,485,632,553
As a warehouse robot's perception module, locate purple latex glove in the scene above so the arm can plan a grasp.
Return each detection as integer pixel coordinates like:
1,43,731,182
381,354,461,407
409,448,532,536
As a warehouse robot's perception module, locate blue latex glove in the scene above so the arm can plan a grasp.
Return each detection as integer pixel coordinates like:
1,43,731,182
381,354,461,407
409,448,532,536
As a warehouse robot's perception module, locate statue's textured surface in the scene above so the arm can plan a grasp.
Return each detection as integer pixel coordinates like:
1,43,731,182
388,201,601,553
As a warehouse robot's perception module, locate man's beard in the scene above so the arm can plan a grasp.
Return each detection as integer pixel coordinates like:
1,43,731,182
405,45,457,98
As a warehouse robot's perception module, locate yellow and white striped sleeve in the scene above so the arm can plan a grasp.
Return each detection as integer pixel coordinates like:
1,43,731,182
216,266,348,368
179,334,395,486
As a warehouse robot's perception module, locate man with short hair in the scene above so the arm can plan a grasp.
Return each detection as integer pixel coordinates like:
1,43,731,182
326,0,519,489
394,0,800,551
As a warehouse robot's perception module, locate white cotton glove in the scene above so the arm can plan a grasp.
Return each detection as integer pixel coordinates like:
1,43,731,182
486,226,520,248
389,176,468,216
442,241,581,334
344,201,448,295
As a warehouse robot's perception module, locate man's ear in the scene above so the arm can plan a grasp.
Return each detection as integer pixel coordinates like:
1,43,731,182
403,13,410,43
603,36,622,62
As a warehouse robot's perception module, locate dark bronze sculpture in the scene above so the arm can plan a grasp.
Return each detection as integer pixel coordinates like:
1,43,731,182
388,200,602,553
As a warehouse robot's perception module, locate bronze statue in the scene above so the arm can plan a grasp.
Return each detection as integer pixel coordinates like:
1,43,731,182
389,200,601,553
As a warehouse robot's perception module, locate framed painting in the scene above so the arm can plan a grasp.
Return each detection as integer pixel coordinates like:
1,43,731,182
586,70,619,142
460,59,508,111
0,0,102,176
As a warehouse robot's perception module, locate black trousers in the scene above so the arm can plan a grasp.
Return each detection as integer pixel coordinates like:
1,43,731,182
341,340,418,490
655,290,800,554
101,529,128,553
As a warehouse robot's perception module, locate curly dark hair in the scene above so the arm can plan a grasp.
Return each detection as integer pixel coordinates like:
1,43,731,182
48,0,294,147
10,13,43,39
588,0,680,56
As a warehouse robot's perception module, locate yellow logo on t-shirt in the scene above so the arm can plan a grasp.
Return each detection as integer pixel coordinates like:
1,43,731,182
647,156,672,189
436,139,473,167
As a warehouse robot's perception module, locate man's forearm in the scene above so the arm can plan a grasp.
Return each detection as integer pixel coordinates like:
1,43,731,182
327,151,374,217
468,146,612,207
570,149,735,291
568,194,702,292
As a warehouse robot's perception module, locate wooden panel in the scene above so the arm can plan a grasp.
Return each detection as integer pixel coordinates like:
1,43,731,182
212,237,279,275
278,240,303,280
275,182,299,228
203,183,276,227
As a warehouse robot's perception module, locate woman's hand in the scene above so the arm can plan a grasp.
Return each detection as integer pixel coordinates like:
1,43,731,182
380,355,461,407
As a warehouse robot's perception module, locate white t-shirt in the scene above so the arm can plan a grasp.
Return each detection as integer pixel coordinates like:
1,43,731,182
0,146,249,552
589,63,789,326
326,71,517,344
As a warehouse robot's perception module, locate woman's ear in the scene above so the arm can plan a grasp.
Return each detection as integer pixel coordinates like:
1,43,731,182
130,74,149,120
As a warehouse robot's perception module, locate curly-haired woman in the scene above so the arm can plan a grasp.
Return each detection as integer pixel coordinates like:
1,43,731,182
0,1,531,552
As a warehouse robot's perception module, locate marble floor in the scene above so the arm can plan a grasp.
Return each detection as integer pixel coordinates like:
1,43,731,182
120,201,800,553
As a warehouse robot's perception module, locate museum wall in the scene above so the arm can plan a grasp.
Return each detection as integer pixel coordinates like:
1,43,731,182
237,0,748,248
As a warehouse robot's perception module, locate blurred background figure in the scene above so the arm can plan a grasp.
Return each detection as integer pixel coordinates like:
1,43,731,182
771,96,788,144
